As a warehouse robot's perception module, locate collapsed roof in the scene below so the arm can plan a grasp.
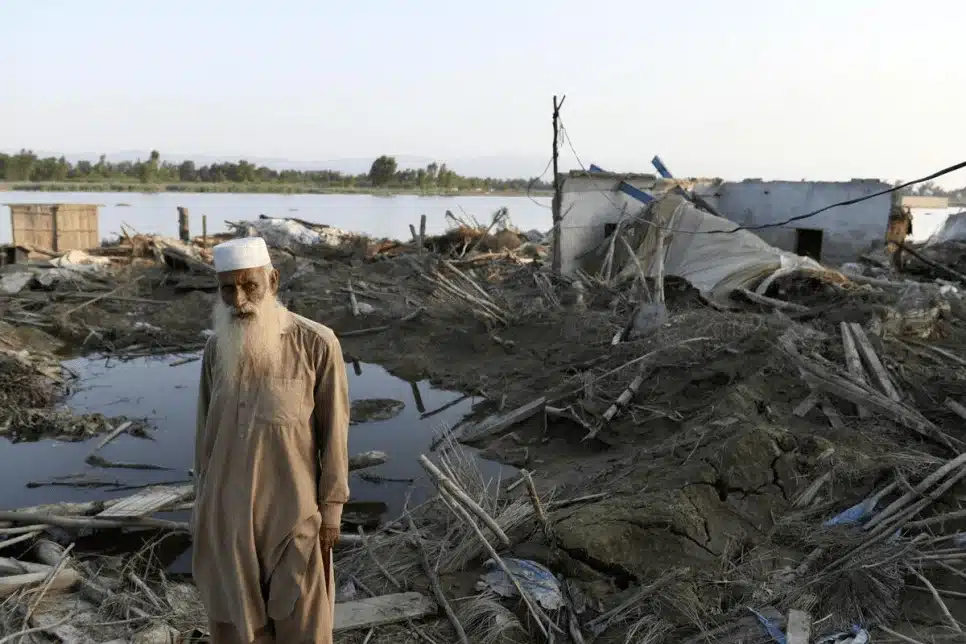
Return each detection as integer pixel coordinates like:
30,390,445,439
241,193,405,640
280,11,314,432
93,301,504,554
587,194,836,304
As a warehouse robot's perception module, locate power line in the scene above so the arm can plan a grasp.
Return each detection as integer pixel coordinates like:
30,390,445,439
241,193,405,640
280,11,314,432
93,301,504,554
708,160,966,234
526,157,553,209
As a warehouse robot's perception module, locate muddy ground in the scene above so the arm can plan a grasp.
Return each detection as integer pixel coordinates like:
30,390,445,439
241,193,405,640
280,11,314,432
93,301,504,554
3,242,966,642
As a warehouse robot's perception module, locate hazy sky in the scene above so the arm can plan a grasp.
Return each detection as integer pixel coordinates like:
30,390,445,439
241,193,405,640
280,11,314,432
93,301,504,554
3,0,964,185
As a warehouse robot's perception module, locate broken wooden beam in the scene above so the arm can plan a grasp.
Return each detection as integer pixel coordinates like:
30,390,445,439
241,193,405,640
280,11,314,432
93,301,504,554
0,510,188,532
780,336,961,452
840,322,871,417
333,592,435,633
457,397,546,444
0,568,80,599
736,287,808,313
0,557,53,576
848,323,901,402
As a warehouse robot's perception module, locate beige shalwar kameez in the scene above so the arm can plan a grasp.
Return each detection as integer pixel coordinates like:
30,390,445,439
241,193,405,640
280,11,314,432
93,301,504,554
192,313,350,644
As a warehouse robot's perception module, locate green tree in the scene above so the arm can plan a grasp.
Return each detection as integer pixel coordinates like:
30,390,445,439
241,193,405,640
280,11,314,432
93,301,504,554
5,149,36,181
75,160,93,177
54,156,69,180
437,163,454,190
369,155,397,187
179,160,197,182
136,149,161,183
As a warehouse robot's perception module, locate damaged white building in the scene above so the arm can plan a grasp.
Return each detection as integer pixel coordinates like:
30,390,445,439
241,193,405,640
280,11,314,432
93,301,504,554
557,171,895,275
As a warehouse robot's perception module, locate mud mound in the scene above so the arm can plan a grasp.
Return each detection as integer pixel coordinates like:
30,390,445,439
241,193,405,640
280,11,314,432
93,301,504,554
552,423,798,579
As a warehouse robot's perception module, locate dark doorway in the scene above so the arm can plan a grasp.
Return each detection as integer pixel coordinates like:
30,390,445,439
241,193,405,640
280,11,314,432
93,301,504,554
604,223,617,237
795,228,824,261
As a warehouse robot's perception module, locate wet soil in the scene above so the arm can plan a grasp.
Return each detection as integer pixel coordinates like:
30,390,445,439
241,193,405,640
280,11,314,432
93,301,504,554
4,252,966,639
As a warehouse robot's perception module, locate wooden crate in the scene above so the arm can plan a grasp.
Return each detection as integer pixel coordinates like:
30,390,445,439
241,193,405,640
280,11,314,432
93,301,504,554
6,203,100,253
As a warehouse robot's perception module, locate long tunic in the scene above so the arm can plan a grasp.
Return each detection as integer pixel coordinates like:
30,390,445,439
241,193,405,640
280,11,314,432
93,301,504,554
192,312,350,643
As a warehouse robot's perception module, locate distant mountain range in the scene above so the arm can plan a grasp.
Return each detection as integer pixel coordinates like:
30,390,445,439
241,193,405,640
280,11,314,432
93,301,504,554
6,149,557,180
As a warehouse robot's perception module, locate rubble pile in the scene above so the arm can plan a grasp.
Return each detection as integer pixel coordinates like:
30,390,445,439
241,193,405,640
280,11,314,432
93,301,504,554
2,200,966,642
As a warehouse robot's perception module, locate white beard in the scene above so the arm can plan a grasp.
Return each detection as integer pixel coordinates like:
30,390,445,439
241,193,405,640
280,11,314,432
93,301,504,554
212,295,288,382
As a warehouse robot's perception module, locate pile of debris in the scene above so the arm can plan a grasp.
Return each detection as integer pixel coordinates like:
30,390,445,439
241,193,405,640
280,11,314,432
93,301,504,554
4,198,966,641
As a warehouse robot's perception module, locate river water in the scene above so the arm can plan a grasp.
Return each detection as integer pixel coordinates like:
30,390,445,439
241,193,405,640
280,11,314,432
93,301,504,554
0,191,552,244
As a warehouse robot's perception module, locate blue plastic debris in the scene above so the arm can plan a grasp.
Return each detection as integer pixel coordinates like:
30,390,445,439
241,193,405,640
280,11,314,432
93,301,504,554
824,498,879,527
478,558,563,610
747,607,786,644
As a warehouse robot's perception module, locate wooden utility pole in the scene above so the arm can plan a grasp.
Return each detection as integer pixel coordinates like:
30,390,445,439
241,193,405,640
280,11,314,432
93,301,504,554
551,95,566,275
177,207,190,243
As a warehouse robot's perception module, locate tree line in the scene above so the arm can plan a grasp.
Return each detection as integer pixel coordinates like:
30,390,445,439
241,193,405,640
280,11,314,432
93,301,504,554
0,149,553,193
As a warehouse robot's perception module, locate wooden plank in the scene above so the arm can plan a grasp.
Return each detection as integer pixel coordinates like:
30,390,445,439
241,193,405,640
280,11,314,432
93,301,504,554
848,323,901,402
458,397,546,444
785,609,811,644
97,485,192,518
792,393,819,417
0,568,80,598
840,322,870,417
334,592,435,632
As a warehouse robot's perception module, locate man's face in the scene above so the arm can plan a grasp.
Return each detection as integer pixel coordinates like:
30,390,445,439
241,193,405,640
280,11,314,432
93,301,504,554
217,266,280,319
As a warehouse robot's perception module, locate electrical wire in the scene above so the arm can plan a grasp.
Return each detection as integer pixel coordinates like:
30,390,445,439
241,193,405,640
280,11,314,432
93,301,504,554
526,157,554,209
708,159,966,234
557,115,966,236
559,119,638,219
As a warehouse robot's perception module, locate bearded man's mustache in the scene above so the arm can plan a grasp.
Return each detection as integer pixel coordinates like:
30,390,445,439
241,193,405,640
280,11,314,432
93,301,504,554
227,304,258,318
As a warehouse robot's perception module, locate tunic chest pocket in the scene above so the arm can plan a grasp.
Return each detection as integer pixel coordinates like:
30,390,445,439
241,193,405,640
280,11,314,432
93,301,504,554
253,377,306,427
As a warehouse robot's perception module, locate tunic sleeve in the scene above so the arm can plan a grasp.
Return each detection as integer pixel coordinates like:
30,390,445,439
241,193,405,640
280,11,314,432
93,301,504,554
193,339,214,513
313,331,350,528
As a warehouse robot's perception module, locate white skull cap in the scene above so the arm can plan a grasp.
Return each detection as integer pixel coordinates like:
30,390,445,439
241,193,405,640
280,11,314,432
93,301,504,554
212,237,272,273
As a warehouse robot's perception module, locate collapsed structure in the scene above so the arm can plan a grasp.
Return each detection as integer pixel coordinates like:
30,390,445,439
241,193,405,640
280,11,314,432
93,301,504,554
558,171,898,273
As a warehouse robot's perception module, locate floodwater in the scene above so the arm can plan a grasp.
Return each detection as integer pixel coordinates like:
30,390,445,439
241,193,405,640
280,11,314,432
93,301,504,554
0,354,513,571
0,191,552,245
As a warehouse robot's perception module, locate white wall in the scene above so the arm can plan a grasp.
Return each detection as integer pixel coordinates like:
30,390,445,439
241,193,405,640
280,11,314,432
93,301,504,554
557,176,893,274
558,174,666,274
703,180,893,265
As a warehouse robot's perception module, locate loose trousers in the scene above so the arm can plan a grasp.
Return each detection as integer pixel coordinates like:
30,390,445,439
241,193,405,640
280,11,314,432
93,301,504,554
208,544,335,644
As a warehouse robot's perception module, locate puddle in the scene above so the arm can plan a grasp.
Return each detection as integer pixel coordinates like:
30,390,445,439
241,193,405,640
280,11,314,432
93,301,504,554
0,353,514,573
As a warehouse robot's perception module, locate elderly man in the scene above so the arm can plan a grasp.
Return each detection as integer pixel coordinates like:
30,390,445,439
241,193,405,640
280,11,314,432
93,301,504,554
193,236,350,644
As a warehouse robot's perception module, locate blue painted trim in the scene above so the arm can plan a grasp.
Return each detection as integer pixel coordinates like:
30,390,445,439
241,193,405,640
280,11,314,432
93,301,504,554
587,162,655,203
651,155,672,179
617,182,655,203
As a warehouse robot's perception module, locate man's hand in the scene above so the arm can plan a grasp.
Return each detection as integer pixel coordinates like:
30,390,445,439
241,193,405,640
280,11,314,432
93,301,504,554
319,526,341,552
